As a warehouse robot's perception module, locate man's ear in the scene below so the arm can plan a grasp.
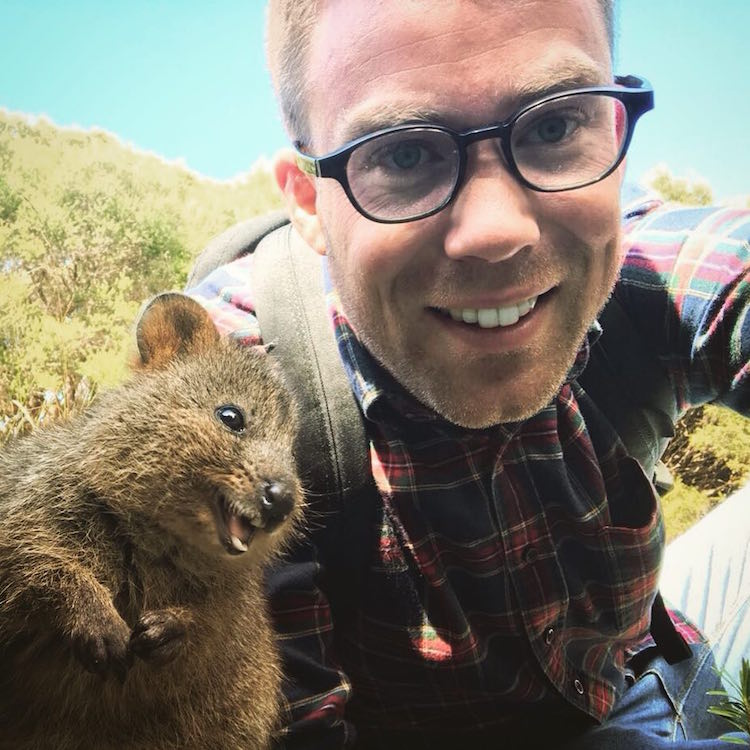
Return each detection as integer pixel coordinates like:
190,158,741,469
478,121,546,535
274,149,327,256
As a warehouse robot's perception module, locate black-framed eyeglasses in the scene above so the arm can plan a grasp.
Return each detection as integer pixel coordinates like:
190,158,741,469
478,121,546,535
295,74,654,224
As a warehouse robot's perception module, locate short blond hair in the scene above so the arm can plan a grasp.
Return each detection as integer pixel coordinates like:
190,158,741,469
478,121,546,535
266,0,616,147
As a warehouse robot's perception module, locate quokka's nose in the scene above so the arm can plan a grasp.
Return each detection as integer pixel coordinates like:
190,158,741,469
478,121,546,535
259,480,296,530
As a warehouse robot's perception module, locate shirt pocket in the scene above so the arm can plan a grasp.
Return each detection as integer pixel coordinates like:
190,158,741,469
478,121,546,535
603,456,665,636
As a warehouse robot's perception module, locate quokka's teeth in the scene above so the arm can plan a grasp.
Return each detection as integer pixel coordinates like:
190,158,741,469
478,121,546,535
230,535,249,553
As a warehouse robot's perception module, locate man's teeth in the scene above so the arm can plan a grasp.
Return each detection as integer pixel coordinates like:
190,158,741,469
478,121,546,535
447,296,537,329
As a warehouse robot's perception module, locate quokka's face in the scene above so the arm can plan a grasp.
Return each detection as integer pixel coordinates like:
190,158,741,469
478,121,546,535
205,405,301,559
142,351,303,565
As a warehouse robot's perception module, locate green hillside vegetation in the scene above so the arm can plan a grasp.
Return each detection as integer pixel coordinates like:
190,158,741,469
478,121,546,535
1,109,748,541
0,109,281,426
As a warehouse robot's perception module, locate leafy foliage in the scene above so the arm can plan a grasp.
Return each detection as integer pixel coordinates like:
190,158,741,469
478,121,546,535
662,405,750,540
648,165,713,206
707,658,750,744
0,110,281,442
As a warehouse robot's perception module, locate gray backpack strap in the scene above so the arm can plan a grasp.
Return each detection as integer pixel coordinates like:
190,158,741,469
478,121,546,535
253,226,378,620
186,210,290,289
252,225,370,502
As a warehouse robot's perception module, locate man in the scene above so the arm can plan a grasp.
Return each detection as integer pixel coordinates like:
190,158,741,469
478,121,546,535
189,1,750,747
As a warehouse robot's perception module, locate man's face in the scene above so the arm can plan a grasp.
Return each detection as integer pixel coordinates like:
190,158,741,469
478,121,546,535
302,0,624,428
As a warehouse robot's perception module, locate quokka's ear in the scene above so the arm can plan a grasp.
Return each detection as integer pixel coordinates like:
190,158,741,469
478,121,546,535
135,293,220,370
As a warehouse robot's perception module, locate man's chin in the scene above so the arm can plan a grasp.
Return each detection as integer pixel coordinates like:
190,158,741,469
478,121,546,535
363,326,583,429
424,390,557,429
395,346,581,429
397,367,563,429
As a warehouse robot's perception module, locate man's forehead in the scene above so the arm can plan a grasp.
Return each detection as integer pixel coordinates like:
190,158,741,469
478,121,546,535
305,0,610,149
308,0,608,68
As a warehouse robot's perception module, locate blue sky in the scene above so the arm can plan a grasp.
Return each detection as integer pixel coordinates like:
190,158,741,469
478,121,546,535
1,1,748,199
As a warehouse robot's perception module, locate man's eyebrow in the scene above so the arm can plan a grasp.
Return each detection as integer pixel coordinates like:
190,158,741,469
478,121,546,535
335,58,609,147
338,103,448,145
513,59,609,106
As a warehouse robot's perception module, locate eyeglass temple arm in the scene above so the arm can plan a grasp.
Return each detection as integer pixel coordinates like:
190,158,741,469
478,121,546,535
295,152,319,177
614,74,651,91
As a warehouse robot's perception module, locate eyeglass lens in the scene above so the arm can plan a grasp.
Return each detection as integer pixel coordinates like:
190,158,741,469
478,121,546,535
512,93,627,190
345,93,628,221
346,130,461,221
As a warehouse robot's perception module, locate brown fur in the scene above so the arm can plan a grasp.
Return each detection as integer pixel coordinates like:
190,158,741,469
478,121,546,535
0,294,303,750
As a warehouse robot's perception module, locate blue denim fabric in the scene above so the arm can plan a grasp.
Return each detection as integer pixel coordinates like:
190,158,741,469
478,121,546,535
562,485,750,749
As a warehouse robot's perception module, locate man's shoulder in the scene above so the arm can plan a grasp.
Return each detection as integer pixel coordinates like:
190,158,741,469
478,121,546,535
185,211,292,344
619,186,750,301
621,185,750,252
186,252,261,344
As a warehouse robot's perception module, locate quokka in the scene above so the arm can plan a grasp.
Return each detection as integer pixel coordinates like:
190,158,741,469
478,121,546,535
0,293,302,750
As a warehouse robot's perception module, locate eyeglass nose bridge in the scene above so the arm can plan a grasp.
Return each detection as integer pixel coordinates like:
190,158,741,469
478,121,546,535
460,121,515,151
448,120,520,201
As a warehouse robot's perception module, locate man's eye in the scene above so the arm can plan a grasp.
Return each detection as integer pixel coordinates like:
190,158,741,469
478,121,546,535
389,142,424,169
533,115,574,143
516,105,589,148
370,139,439,171
526,114,579,144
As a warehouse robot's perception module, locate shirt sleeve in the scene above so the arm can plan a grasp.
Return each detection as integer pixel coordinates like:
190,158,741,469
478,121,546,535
186,253,263,346
266,538,355,749
619,201,750,415
186,250,355,748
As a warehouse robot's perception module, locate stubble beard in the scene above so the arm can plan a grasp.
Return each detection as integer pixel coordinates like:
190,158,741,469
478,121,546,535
367,313,592,429
323,230,621,430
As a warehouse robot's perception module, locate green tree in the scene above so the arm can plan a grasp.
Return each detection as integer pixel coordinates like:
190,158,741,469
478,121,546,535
648,166,713,206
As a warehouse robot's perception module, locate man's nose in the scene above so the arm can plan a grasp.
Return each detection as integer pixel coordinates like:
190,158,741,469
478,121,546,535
442,144,540,263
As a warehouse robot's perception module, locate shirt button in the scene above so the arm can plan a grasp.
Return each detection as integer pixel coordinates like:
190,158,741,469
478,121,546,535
544,626,555,645
522,546,538,565
574,678,585,695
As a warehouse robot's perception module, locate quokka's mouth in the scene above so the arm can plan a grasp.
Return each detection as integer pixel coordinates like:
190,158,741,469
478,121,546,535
214,493,257,555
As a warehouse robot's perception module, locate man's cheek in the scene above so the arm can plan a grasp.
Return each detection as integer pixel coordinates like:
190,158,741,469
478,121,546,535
543,186,621,245
318,187,360,248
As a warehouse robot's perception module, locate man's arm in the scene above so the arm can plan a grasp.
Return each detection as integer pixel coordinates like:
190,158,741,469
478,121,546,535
187,253,263,346
619,201,750,415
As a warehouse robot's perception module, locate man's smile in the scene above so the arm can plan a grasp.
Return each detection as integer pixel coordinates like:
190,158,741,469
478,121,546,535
424,288,559,358
440,294,538,329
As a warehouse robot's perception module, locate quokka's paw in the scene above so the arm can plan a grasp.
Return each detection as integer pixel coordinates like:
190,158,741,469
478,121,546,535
129,609,188,667
69,614,133,683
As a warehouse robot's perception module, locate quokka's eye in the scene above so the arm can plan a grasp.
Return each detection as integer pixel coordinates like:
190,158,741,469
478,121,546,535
215,405,246,433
